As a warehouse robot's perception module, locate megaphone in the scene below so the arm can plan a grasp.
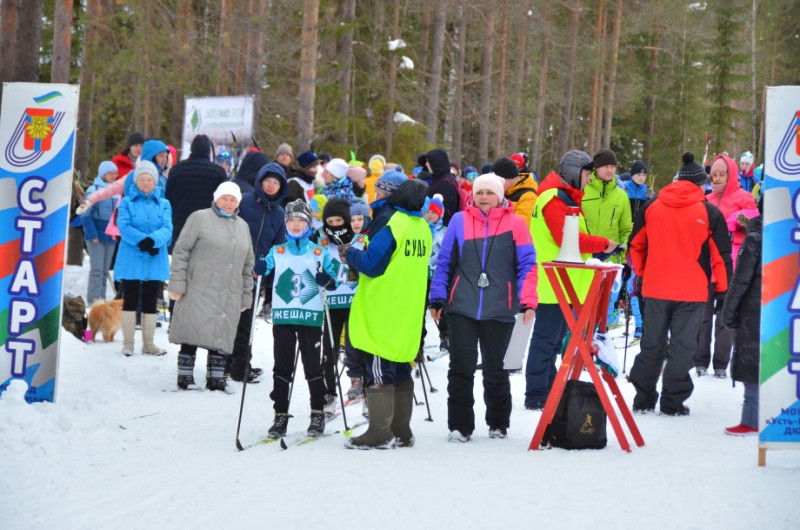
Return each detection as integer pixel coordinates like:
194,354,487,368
555,206,583,263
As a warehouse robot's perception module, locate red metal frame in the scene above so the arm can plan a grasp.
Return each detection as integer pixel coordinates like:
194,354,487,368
528,261,645,452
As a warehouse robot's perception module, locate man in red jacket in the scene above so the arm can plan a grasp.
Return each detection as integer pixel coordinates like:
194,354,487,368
628,153,732,416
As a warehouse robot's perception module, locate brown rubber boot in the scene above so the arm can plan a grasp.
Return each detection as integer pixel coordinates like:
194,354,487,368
391,379,415,447
345,385,395,450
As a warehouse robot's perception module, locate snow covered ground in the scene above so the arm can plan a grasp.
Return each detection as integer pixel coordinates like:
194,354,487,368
2,263,800,530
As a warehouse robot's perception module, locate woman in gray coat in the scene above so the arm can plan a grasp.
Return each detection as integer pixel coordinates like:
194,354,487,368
168,182,255,391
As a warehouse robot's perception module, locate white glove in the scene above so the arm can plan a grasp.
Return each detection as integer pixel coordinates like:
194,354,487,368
75,199,92,215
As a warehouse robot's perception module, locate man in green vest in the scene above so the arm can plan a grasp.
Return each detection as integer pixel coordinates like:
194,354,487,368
341,178,432,449
524,150,616,410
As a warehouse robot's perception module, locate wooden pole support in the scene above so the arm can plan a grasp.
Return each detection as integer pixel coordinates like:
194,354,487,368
758,447,766,467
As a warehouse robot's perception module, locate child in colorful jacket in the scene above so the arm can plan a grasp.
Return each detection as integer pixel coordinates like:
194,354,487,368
261,200,338,439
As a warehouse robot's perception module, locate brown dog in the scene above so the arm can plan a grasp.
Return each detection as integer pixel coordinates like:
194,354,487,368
87,299,123,342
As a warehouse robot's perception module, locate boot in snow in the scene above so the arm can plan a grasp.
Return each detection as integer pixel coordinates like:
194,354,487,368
177,351,197,390
323,394,337,419
206,351,233,393
120,311,136,356
307,410,326,437
345,386,395,450
141,313,167,355
346,377,363,401
268,413,289,438
391,379,414,447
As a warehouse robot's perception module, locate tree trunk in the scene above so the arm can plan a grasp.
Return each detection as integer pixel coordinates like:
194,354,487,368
76,0,104,182
477,6,496,163
643,29,661,170
296,0,320,150
14,0,43,83
492,0,510,157
601,0,622,148
557,0,580,157
384,0,401,157
531,0,551,172
587,0,606,155
416,4,433,125
424,1,447,144
217,0,233,95
450,4,467,163
337,0,356,146
51,0,74,83
0,0,20,99
171,0,193,152
508,2,530,154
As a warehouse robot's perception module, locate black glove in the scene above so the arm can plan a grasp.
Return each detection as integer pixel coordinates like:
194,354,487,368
138,237,155,252
713,292,726,316
315,263,334,290
429,300,444,311
148,247,160,256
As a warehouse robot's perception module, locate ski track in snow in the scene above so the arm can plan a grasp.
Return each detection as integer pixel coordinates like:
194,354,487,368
2,263,800,529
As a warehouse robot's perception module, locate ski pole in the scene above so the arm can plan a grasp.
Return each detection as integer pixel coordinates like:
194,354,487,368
415,351,433,422
419,356,438,393
622,281,631,374
285,344,300,418
236,274,262,451
319,263,349,431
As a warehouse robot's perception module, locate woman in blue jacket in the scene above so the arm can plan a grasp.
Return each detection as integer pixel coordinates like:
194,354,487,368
114,161,173,357
81,161,119,304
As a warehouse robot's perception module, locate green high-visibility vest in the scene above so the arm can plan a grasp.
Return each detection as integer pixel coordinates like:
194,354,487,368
349,212,431,362
530,188,593,304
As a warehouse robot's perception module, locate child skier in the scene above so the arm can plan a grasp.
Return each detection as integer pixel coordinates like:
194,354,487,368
424,194,449,353
261,200,338,438
312,198,367,416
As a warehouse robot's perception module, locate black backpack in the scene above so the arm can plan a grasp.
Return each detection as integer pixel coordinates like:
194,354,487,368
544,380,607,449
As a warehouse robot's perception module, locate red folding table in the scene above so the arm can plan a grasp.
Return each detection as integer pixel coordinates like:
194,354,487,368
528,261,645,452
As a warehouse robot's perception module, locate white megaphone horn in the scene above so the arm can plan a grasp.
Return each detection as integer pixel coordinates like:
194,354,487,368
555,206,583,263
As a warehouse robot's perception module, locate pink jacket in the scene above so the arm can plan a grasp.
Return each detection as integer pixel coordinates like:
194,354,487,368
706,154,757,267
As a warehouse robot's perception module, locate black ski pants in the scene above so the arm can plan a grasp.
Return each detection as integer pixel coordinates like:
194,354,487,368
694,283,732,371
270,324,326,413
447,313,515,435
629,298,704,413
322,307,360,395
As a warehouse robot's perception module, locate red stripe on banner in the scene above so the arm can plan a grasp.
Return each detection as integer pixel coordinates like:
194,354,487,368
762,252,800,306
0,239,65,284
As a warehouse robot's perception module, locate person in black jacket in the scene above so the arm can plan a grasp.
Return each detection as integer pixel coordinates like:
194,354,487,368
228,161,288,382
165,135,227,253
232,150,270,195
424,148,461,226
721,214,762,436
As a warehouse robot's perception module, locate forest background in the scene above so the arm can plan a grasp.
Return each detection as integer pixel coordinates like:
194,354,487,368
1,0,799,193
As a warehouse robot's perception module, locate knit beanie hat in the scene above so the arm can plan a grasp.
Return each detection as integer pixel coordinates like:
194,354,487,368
190,135,212,158
463,166,479,180
275,143,293,160
350,200,371,219
322,197,352,224
740,151,754,164
472,173,505,199
593,148,618,168
492,157,519,180
427,194,445,219
97,160,118,179
346,165,367,183
510,153,526,170
285,199,313,225
213,181,243,204
375,170,408,194
630,160,647,176
480,162,493,175
619,172,632,182
127,132,145,148
325,158,350,180
133,160,159,184
297,150,319,169
558,150,592,189
676,152,708,187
